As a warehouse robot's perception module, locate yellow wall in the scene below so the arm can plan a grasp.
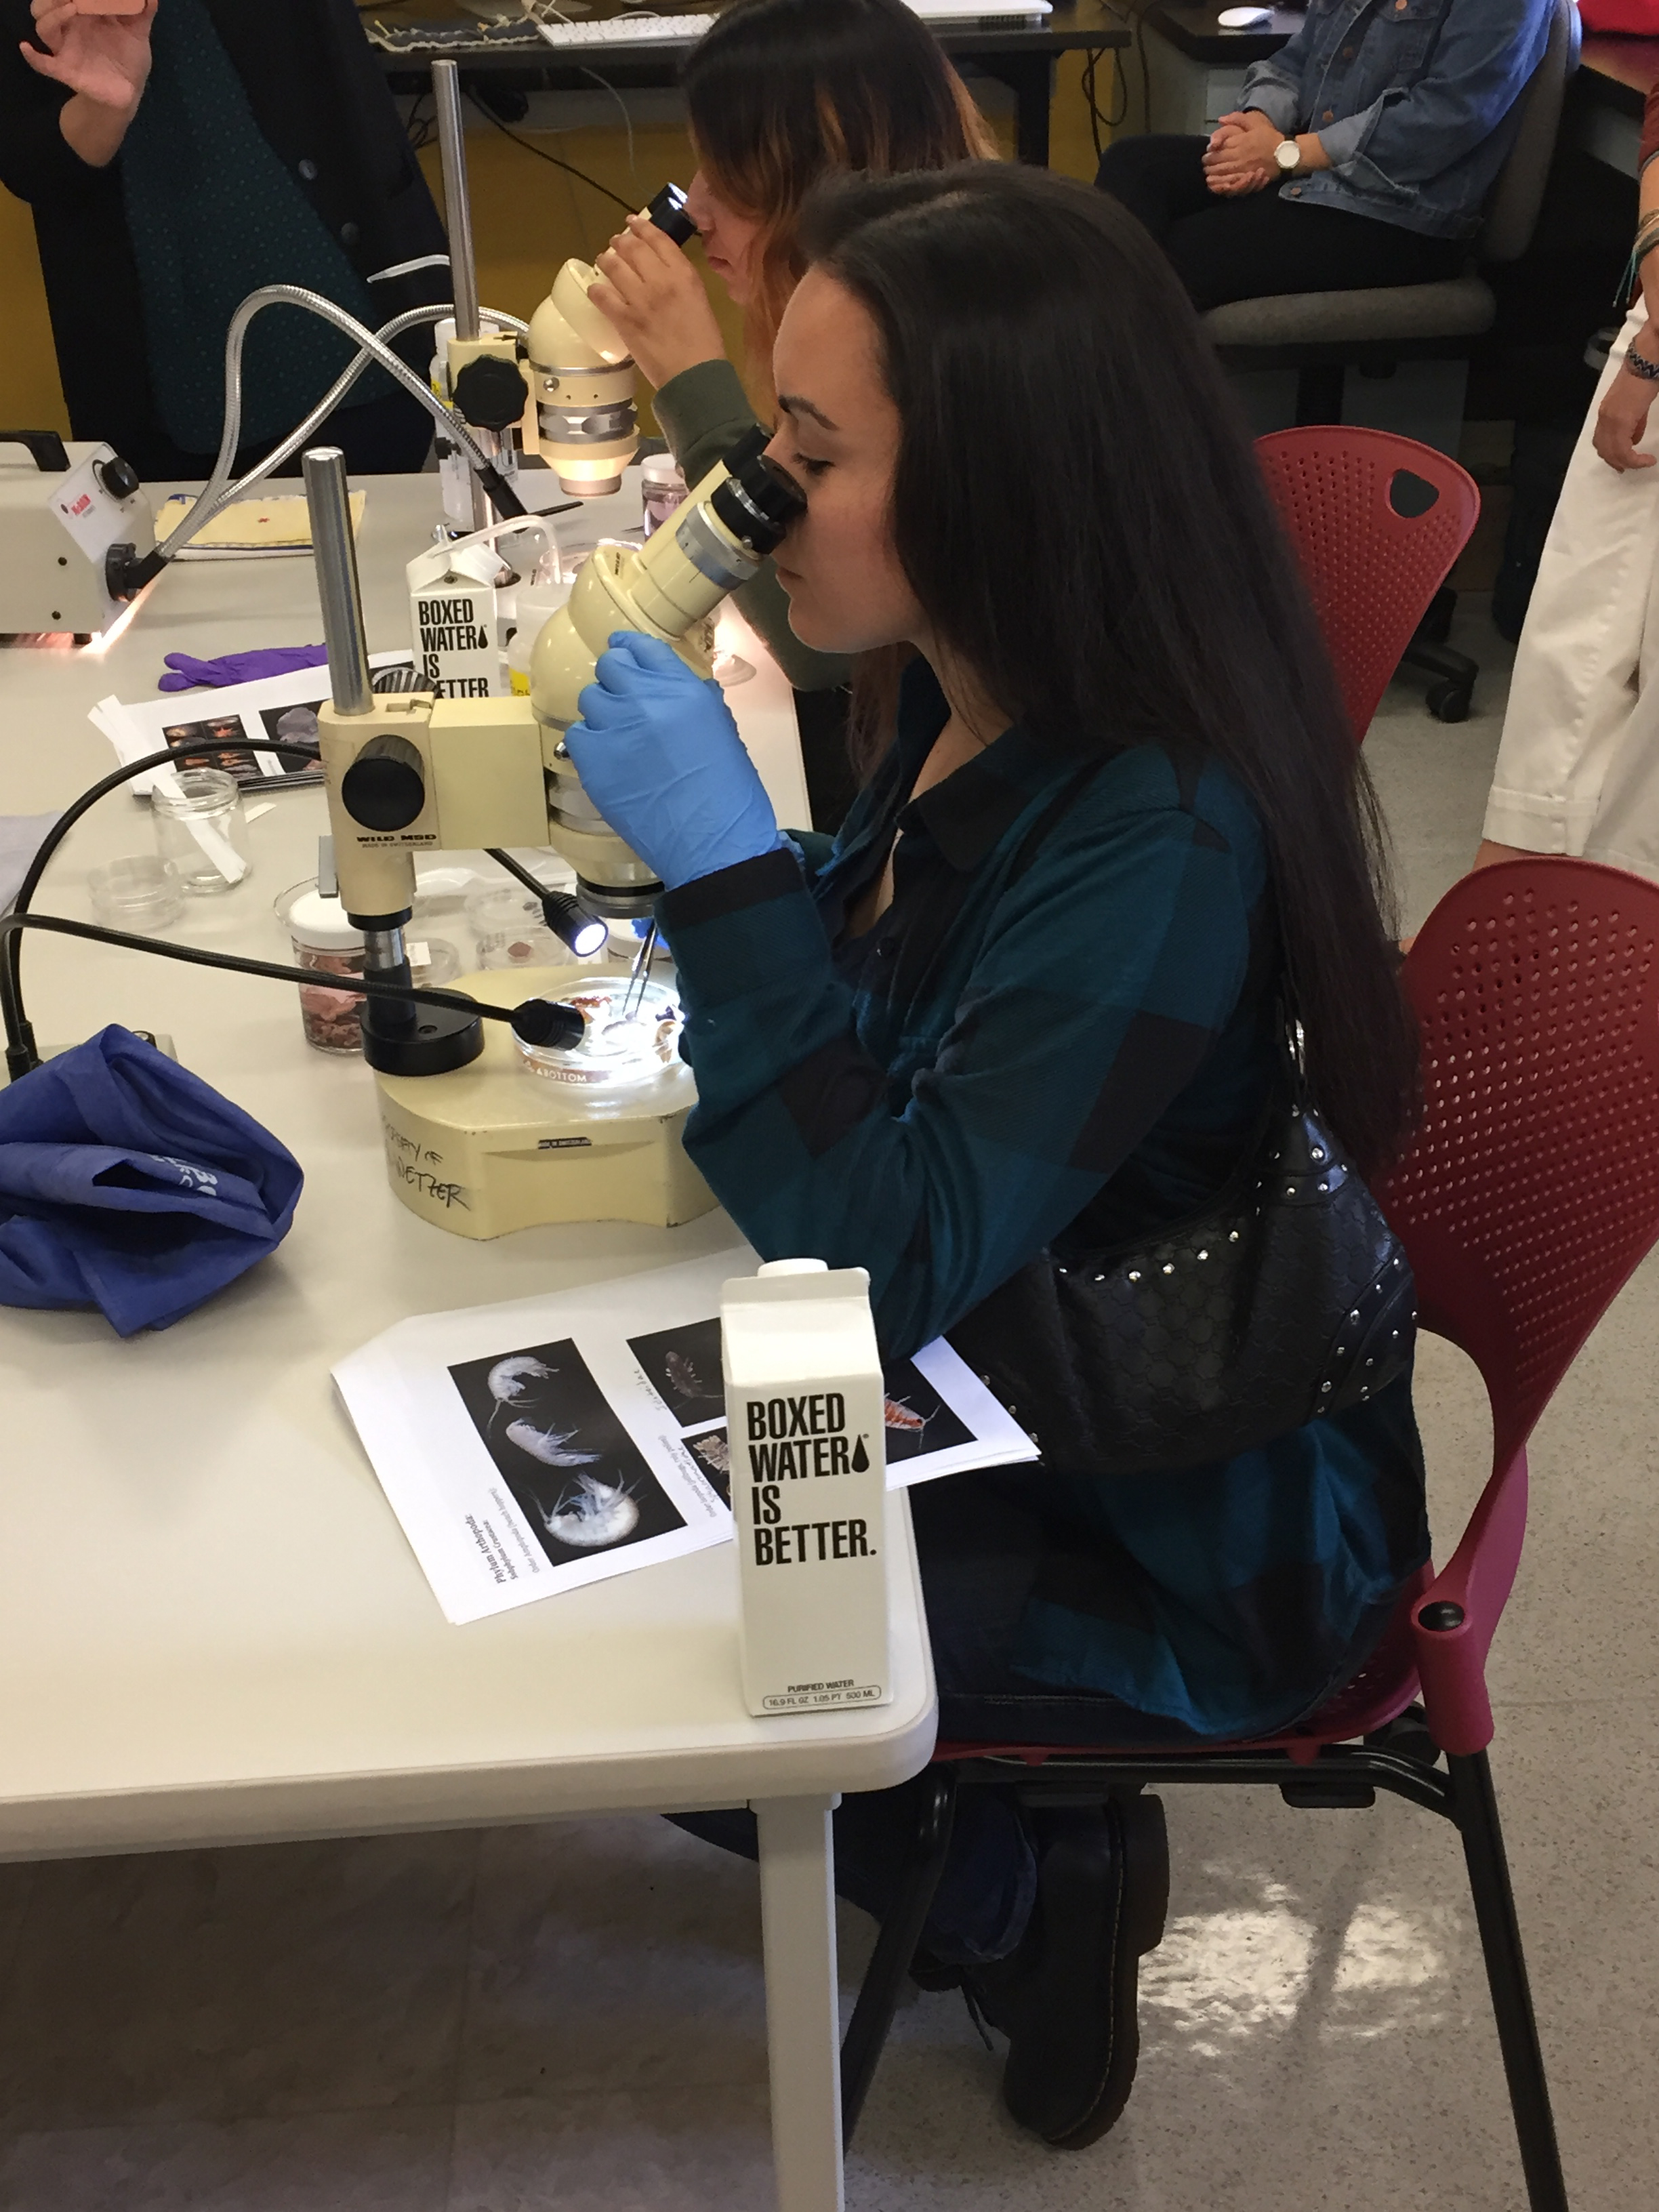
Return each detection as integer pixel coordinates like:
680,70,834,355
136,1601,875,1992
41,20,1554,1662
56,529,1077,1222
0,186,74,432
0,54,1109,438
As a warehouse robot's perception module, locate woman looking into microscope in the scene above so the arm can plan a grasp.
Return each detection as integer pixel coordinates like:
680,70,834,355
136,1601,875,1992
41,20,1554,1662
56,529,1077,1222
563,164,1427,2151
584,0,997,725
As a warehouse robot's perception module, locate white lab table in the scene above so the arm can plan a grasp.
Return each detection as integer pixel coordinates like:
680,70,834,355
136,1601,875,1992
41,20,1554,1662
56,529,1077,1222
0,472,936,2212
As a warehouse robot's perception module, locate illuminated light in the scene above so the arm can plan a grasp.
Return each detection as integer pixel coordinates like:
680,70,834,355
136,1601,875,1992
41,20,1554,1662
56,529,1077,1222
81,573,161,656
513,974,681,1090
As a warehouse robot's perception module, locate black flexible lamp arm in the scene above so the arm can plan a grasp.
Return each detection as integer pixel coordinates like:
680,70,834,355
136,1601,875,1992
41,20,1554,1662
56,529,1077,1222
3,741,327,1031
0,913,537,1082
2,740,585,1080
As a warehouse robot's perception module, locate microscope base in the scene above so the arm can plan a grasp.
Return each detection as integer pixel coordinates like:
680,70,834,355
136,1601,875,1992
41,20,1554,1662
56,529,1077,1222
373,966,716,1240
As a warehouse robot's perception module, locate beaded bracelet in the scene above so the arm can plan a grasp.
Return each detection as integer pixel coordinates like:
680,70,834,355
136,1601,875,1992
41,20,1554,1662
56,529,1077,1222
1624,337,1659,382
1616,220,1659,307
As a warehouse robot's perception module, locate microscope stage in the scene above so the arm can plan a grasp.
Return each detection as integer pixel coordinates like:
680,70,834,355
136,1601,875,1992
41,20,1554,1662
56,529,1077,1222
373,966,716,1240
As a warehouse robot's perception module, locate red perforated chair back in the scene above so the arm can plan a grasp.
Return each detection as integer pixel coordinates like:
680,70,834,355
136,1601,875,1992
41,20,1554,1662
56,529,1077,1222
1255,426,1481,742
1380,859,1659,1471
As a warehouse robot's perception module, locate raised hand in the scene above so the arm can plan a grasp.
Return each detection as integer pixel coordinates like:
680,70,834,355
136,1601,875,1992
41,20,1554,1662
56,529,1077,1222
22,0,157,114
588,211,726,392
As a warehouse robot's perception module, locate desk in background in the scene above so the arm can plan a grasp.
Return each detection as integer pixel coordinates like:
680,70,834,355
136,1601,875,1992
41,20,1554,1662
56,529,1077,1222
369,3,1130,167
1574,33,1659,178
1132,3,1293,135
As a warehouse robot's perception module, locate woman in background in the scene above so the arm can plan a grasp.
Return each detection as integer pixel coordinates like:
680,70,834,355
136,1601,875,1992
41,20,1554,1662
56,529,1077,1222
1095,0,1553,311
0,0,446,480
586,0,997,808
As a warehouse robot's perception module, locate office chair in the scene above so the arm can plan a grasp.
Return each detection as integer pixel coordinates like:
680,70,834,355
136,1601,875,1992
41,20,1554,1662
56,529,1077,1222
1257,424,1481,730
1205,0,1580,720
843,856,1659,2212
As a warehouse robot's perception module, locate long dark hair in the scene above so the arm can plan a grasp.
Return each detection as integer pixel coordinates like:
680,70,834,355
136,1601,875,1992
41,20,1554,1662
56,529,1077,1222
682,0,996,390
799,163,1418,1175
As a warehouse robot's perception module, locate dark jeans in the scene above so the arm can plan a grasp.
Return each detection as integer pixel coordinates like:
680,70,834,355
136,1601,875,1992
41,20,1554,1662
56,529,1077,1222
1094,135,1467,312
674,1468,1206,1967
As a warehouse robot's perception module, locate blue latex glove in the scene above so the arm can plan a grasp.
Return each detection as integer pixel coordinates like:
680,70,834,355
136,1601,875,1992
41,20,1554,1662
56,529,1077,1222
159,646,328,693
564,632,785,892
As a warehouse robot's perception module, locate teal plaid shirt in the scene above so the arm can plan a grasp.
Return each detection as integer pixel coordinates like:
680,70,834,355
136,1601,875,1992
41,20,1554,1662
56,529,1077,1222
660,664,1427,1736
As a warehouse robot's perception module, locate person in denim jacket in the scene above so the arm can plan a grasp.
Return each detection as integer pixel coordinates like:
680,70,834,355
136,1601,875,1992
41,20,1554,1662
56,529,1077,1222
1094,0,1553,310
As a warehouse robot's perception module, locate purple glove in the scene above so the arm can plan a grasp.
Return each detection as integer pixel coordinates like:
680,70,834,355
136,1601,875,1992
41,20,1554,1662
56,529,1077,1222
158,647,329,693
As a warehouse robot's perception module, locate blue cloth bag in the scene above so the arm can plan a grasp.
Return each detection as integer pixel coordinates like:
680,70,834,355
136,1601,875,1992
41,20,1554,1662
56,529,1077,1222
0,1027,303,1336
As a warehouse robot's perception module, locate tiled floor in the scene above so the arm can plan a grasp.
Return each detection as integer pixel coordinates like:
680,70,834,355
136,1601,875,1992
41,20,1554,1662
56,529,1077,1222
4,599,1656,2209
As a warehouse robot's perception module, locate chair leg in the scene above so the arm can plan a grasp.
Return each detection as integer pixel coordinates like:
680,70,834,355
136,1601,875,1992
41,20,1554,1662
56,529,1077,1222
1294,362,1345,426
1400,634,1478,722
1449,1750,1570,2212
840,1767,956,2150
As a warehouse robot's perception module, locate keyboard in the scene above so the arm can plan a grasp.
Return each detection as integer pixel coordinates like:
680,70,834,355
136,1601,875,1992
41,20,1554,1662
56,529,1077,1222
531,12,714,47
365,3,1052,53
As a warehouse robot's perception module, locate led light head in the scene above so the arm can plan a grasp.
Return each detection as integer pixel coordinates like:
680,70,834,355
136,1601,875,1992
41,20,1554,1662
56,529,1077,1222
540,890,609,960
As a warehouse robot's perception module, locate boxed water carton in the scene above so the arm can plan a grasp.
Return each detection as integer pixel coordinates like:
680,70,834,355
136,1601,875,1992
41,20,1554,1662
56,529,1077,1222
721,1259,891,1717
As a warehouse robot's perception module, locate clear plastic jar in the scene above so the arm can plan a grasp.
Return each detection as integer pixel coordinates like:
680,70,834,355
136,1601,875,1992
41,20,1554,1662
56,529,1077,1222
641,453,690,538
278,882,367,1054
89,855,184,930
276,880,459,1054
151,768,251,895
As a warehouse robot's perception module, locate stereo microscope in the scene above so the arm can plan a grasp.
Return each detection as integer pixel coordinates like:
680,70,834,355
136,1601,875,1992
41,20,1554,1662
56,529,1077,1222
304,430,803,1238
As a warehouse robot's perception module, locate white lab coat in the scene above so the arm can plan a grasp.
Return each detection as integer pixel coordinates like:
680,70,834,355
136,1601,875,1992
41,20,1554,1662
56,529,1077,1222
1484,299,1659,880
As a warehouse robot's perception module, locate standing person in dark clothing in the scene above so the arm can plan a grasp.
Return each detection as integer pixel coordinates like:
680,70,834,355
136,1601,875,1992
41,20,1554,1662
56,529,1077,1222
1,0,449,480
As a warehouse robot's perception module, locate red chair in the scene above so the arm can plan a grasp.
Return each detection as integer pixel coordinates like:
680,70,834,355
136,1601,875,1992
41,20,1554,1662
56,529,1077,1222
1256,425,1482,734
843,859,1659,2211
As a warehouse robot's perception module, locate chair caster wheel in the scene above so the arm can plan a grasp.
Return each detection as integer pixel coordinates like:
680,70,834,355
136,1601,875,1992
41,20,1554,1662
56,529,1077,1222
1427,680,1471,723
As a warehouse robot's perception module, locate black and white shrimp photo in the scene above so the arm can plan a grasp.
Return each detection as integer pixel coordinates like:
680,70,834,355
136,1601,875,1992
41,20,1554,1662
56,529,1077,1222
685,1425,731,1504
880,1358,975,1465
627,1317,726,1428
448,1338,686,1567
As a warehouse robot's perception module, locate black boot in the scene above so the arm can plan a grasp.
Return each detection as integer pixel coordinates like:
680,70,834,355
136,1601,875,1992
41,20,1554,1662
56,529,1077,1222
963,1793,1169,2148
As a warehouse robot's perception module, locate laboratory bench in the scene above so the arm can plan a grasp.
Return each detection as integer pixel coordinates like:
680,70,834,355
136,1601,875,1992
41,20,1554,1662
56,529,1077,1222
0,469,935,2212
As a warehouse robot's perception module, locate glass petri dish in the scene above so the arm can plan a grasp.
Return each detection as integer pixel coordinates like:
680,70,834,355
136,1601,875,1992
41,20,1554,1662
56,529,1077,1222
512,975,683,1091
89,855,184,930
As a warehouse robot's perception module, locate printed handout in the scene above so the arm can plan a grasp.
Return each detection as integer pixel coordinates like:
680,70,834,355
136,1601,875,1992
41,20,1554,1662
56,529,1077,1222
334,1248,1038,1625
91,653,416,794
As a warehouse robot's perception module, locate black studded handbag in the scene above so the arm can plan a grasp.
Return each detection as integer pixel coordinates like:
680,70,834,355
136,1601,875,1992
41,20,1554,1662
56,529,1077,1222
947,1012,1418,1479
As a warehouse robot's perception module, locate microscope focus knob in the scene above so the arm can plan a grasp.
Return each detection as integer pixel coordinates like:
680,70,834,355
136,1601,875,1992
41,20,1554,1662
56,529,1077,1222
341,734,427,832
453,354,531,434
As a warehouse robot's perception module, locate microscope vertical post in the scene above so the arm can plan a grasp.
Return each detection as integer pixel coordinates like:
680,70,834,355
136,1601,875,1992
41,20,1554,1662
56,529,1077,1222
304,444,417,1045
304,446,373,716
432,58,491,533
433,60,481,344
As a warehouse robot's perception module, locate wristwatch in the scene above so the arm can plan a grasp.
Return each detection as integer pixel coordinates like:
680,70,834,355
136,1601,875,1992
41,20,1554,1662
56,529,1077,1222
1274,138,1302,176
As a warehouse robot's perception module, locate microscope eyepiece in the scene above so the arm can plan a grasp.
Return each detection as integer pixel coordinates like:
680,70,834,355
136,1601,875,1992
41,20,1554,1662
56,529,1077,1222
709,426,807,556
647,182,697,247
